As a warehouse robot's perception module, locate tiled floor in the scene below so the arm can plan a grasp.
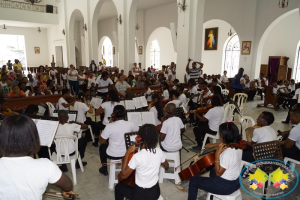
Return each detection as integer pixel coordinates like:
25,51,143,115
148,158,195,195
43,96,300,200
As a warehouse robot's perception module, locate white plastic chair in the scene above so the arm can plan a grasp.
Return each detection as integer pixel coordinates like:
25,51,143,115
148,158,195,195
233,93,248,115
223,104,236,123
201,133,219,150
159,151,181,184
206,189,242,200
240,116,255,141
108,159,122,190
46,102,56,116
284,157,300,169
222,89,229,96
80,125,95,142
51,135,84,185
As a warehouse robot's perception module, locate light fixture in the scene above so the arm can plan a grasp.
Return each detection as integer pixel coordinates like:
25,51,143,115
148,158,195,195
3,24,7,30
228,28,234,37
135,23,139,30
62,29,65,35
83,24,87,31
278,0,289,8
117,15,122,25
178,0,187,12
37,27,41,33
24,0,42,5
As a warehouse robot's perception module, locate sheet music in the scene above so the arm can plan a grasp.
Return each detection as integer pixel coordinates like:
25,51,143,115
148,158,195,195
127,112,142,126
35,119,59,147
52,113,75,122
140,96,148,107
125,100,136,110
133,97,144,109
90,97,103,109
142,112,156,125
118,100,125,107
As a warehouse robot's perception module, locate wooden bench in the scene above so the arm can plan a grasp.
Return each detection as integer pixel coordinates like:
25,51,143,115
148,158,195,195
6,94,62,109
257,86,278,111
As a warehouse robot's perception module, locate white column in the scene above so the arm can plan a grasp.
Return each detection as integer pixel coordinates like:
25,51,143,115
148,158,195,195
176,0,205,82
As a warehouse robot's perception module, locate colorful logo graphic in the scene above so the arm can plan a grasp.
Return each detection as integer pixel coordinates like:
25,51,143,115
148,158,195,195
239,159,299,199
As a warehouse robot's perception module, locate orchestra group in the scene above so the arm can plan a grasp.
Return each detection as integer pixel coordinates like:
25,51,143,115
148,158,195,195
0,58,300,200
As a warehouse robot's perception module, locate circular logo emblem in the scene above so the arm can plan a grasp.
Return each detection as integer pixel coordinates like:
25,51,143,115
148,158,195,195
239,159,299,199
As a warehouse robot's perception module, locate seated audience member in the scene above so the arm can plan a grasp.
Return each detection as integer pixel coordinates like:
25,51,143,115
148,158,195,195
32,86,45,96
211,78,222,91
143,81,152,102
1,99,18,117
27,74,37,88
243,76,256,101
7,85,26,114
177,84,188,105
280,106,300,161
289,79,296,96
160,103,185,152
115,124,169,200
188,122,242,199
56,110,88,172
0,73,11,96
127,74,135,87
37,75,47,92
94,90,120,147
87,72,96,90
99,105,139,176
24,104,39,116
220,71,229,86
282,83,300,124
172,79,180,90
115,75,131,98
161,82,170,100
200,81,212,105
242,111,276,162
192,95,224,150
167,90,182,108
77,70,86,93
61,69,68,89
18,82,27,94
148,94,164,130
277,80,291,109
58,89,75,111
257,73,268,100
0,115,74,199
155,74,164,85
135,75,143,87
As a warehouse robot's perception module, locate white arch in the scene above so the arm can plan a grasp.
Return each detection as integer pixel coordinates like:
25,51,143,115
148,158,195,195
255,8,298,79
146,27,176,69
98,36,114,67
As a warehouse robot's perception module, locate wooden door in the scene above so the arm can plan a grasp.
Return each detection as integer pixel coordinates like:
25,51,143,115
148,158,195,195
287,68,292,81
277,65,288,81
260,64,269,77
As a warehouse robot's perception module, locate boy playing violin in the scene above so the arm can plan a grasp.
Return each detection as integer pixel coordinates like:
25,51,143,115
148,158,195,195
188,122,242,200
115,124,169,200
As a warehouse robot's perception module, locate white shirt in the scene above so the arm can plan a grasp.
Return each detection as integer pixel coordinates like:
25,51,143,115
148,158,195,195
0,157,62,200
189,85,199,103
101,120,139,157
163,89,169,100
58,97,69,110
289,123,300,149
293,88,300,101
167,68,176,81
204,106,224,131
220,148,242,180
257,77,267,88
67,70,78,81
178,94,188,105
56,123,81,154
128,148,165,188
161,117,184,151
167,100,182,108
145,87,152,102
96,77,113,93
101,101,119,125
149,106,161,126
273,87,278,94
78,75,85,85
252,126,277,143
87,77,96,89
50,69,58,78
74,101,89,123
220,75,228,83
290,84,296,92
62,73,67,80
115,81,131,93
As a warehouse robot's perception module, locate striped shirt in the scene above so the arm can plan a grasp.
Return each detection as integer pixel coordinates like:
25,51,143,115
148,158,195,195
189,67,202,83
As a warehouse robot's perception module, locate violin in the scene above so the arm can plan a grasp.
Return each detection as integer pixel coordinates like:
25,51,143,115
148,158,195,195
185,104,213,116
177,140,247,182
119,135,142,187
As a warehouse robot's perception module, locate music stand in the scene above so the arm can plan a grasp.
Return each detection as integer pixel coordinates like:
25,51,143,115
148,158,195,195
124,132,138,150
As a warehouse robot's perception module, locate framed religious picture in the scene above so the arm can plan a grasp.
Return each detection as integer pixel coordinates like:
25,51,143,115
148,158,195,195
241,41,251,55
139,46,142,55
34,47,40,54
113,47,115,55
204,27,218,50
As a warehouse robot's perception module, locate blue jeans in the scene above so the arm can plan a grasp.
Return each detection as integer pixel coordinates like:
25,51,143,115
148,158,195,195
188,169,240,200
68,80,79,95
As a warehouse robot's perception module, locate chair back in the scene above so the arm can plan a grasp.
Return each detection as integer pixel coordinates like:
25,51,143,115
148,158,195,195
240,116,255,140
233,93,248,111
223,104,236,122
54,135,78,163
221,89,229,96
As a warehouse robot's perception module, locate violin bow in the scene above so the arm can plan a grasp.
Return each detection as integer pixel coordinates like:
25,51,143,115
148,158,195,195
174,148,206,172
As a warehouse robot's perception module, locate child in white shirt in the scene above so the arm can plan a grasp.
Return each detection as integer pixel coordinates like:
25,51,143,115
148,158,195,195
161,82,170,100
144,82,152,102
58,89,75,110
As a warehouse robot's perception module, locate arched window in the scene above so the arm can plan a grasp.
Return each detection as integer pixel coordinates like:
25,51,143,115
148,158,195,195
294,45,300,82
102,37,113,67
223,34,240,78
150,40,160,69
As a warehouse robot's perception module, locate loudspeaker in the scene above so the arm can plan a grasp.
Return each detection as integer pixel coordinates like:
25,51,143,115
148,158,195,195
46,5,53,13
170,22,177,52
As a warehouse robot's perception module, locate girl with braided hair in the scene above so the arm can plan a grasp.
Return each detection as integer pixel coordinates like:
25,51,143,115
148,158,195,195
115,124,169,200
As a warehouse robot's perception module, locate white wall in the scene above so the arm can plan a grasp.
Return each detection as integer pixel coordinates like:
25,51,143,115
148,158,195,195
201,19,236,76
146,27,177,69
0,26,49,67
261,11,300,79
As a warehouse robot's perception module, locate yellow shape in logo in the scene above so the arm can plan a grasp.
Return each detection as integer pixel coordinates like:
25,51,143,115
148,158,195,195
249,168,269,183
270,168,289,183
250,183,258,190
280,183,288,190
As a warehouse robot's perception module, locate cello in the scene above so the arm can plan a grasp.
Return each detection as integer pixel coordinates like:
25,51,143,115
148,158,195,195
118,135,142,187
177,140,247,182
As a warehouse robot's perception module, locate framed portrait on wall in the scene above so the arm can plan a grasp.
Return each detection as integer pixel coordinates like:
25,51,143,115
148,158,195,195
241,41,251,55
113,47,115,55
34,47,40,54
204,27,218,50
139,46,143,55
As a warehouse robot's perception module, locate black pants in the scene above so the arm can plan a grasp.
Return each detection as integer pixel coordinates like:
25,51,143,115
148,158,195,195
84,117,101,140
282,145,300,161
95,121,106,137
285,99,297,122
37,144,56,159
97,92,108,101
244,89,256,100
99,143,123,171
242,145,255,163
257,88,265,100
68,80,79,95
79,84,86,93
193,122,217,147
115,182,160,200
188,169,240,200
188,101,200,123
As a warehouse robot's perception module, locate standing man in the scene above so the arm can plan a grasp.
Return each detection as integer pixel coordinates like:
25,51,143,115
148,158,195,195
13,59,23,71
186,58,204,84
166,62,176,81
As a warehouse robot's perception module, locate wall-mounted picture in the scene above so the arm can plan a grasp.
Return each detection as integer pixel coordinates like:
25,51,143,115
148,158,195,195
113,47,115,55
241,41,251,55
139,46,143,55
34,47,40,54
204,27,218,50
